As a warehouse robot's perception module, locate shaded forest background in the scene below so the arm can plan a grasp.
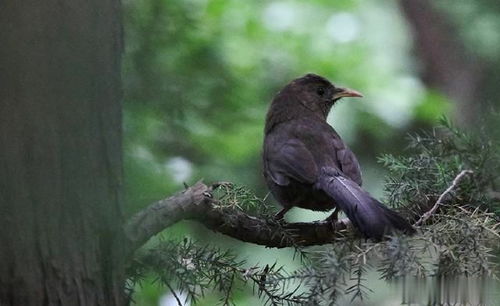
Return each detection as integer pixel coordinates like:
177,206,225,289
121,0,500,304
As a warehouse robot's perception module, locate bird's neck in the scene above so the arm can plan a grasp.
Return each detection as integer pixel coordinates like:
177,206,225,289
319,101,334,119
265,101,328,133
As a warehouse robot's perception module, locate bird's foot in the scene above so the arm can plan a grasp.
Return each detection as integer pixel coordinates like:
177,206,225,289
325,208,340,231
274,207,290,221
325,208,339,223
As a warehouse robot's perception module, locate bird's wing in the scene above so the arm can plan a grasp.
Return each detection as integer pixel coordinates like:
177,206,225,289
336,147,362,186
266,139,318,186
321,125,363,185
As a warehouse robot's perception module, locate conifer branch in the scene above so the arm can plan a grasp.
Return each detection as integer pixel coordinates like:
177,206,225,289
124,182,352,253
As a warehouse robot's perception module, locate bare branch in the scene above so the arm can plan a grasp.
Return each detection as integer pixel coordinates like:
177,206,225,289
124,182,352,253
124,181,211,252
191,203,352,248
414,170,473,226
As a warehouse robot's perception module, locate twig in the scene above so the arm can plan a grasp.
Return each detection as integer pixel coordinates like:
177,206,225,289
414,170,473,226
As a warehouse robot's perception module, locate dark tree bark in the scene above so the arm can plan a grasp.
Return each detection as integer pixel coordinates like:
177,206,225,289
399,0,484,126
0,1,125,305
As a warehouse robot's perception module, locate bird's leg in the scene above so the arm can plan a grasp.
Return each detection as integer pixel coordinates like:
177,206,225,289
274,207,290,221
325,207,339,223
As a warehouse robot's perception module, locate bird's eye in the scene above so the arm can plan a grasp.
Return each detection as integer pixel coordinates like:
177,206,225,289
316,87,325,96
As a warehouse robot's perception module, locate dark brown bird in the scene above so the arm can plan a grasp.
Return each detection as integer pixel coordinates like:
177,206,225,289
262,73,414,240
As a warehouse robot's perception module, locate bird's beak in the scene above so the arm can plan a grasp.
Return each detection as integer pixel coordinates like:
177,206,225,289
333,87,363,100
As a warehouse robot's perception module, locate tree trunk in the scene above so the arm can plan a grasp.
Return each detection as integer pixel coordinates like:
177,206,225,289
0,1,125,305
399,0,483,126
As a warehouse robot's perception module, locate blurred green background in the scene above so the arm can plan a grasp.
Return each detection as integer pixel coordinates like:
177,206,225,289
122,0,500,304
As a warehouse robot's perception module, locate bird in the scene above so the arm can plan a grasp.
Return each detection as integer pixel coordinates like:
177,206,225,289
262,73,415,240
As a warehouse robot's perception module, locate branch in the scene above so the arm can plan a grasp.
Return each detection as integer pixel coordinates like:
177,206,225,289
124,182,352,253
191,203,351,248
126,169,472,253
124,181,211,252
414,170,473,226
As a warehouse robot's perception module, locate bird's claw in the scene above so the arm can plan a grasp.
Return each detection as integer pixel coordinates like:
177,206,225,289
273,207,290,221
325,208,339,223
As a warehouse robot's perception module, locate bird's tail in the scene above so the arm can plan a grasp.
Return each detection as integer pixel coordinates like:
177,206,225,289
318,169,415,240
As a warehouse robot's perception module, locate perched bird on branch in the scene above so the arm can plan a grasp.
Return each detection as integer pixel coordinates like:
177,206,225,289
262,73,415,240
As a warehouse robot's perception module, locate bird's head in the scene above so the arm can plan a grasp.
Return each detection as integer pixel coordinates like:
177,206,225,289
265,73,363,132
287,73,363,118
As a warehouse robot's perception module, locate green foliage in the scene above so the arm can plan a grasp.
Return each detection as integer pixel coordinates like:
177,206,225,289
212,183,274,215
127,120,500,305
128,239,310,305
379,117,500,217
377,118,500,278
